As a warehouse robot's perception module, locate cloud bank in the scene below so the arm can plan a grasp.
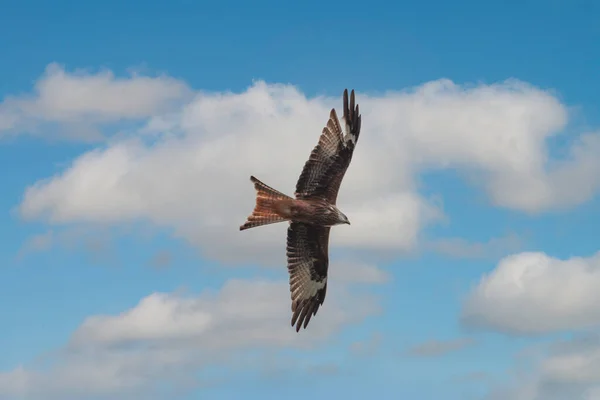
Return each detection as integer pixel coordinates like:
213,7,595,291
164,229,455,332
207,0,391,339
462,251,600,335
0,263,385,399
7,64,600,267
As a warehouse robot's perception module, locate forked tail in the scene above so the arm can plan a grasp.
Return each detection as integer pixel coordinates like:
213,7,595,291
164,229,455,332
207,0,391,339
239,176,293,231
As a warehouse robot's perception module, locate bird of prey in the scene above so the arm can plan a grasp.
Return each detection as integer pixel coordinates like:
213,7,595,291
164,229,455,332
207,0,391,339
239,89,362,332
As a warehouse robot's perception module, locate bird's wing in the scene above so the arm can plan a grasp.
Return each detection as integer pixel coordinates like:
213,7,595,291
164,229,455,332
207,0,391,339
295,89,362,204
286,222,330,332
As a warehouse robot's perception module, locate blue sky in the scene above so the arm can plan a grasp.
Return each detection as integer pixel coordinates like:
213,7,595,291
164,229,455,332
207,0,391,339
2,1,600,399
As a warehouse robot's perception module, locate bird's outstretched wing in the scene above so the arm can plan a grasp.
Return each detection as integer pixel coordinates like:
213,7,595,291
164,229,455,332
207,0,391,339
286,222,330,332
295,89,362,204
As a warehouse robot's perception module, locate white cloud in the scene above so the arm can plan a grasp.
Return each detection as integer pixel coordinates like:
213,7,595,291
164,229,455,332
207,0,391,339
0,349,195,400
462,251,600,335
0,63,191,140
486,336,600,400
0,274,383,399
406,337,476,357
70,278,375,349
16,82,444,264
9,70,600,265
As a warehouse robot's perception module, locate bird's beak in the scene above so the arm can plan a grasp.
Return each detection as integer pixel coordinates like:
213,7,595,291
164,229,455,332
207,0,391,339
346,219,351,225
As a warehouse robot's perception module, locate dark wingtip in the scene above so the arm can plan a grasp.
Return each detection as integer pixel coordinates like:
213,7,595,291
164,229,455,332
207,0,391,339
291,313,301,332
343,88,358,114
294,318,308,332
341,88,361,143
343,89,349,120
291,303,307,332
290,300,319,332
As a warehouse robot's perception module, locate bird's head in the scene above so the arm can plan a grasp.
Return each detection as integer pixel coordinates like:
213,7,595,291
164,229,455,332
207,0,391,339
339,212,350,225
328,204,350,225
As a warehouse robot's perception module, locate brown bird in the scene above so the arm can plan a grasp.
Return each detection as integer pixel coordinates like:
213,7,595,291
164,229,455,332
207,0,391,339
240,89,362,332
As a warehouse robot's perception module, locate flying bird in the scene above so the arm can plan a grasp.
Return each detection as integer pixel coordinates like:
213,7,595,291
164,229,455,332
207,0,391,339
239,89,362,332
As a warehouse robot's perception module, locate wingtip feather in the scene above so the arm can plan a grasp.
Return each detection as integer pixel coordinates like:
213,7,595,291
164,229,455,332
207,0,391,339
341,88,361,145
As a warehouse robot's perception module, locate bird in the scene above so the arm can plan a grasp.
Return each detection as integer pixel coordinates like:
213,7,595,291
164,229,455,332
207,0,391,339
239,89,362,332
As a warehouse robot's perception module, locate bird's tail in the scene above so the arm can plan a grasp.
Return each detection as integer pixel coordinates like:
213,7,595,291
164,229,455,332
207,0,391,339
239,176,293,231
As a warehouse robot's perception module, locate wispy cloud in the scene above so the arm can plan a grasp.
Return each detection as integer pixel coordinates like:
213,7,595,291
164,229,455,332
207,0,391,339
426,233,523,260
15,227,115,265
349,332,384,357
485,334,600,400
149,249,172,270
406,337,476,357
0,276,383,399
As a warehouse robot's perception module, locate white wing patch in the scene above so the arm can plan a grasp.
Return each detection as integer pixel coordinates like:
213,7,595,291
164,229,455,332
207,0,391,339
291,261,327,300
342,115,357,146
286,222,331,332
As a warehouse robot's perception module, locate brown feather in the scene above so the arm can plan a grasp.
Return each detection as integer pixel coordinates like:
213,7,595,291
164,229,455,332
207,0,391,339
239,176,293,230
295,89,361,204
286,222,329,332
239,89,362,332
